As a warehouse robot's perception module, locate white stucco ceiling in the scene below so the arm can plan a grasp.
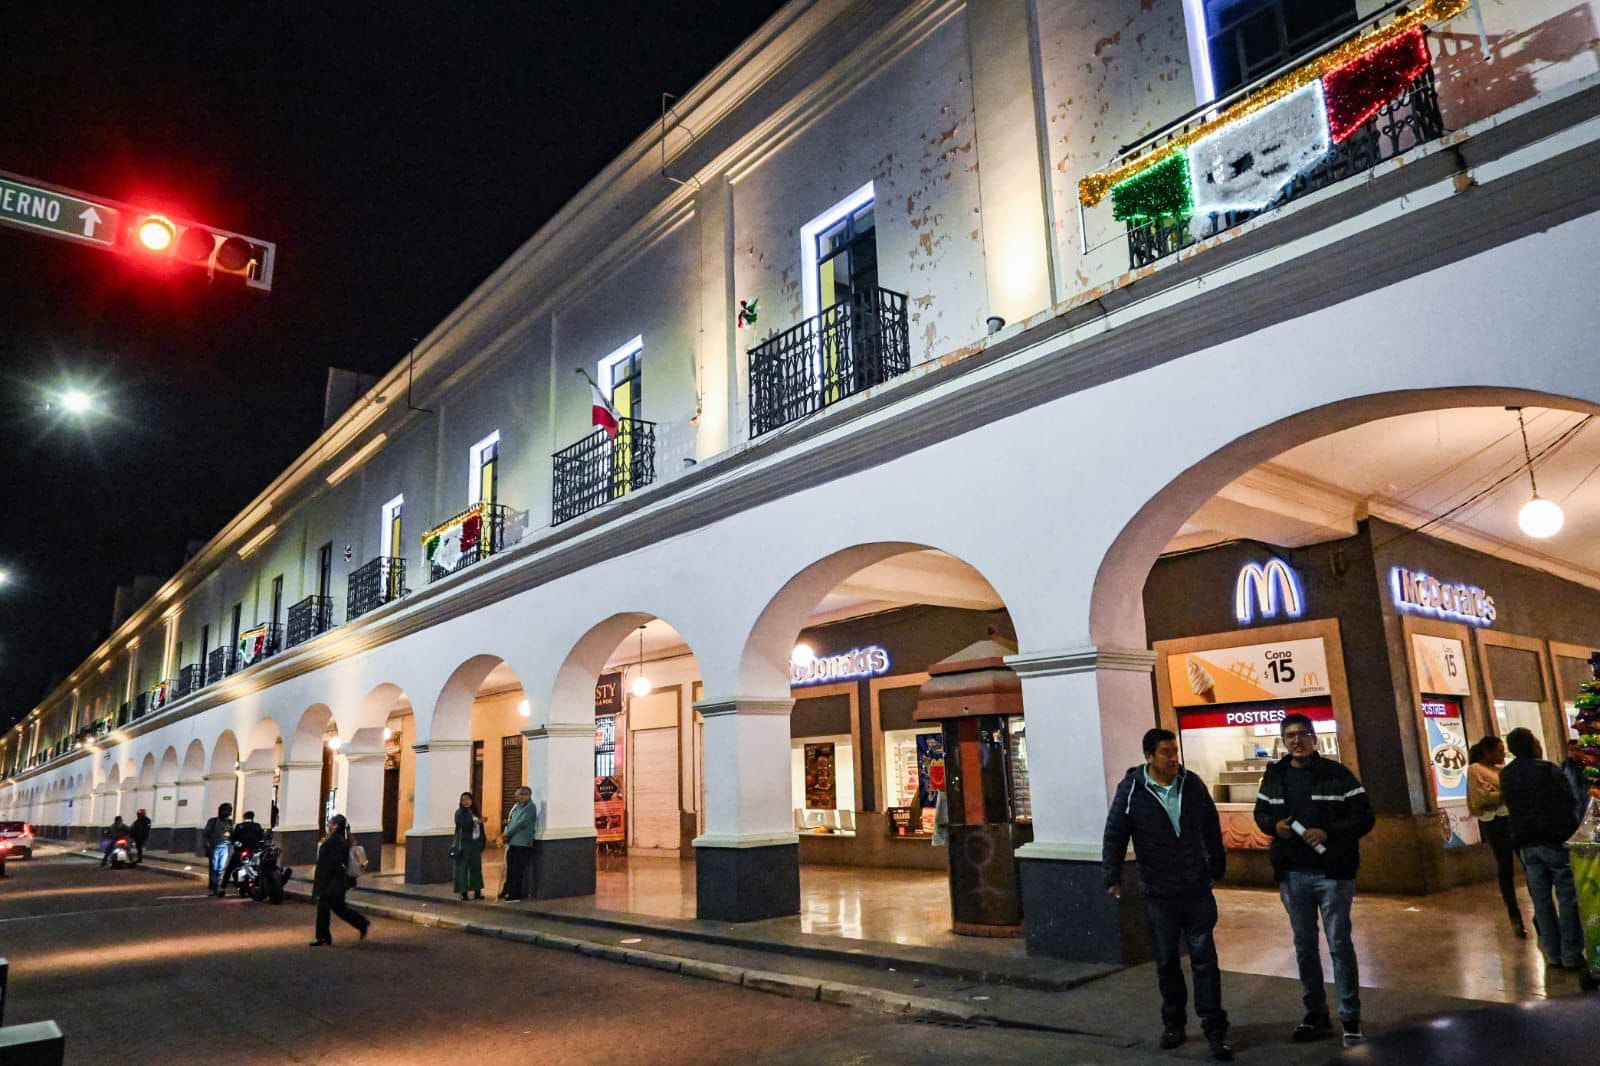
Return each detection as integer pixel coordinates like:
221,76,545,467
1171,406,1600,588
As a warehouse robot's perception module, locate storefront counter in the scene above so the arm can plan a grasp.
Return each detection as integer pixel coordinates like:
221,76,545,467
797,810,948,869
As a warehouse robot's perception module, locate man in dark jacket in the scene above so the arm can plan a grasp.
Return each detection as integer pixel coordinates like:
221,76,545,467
130,809,152,862
1252,713,1374,1048
1501,728,1582,968
201,803,234,896
99,815,130,867
1104,728,1232,1061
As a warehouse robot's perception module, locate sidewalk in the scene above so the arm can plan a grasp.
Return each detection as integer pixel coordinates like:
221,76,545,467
50,840,1487,1061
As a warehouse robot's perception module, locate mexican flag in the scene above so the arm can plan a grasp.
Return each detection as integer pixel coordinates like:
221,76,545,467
424,511,482,572
589,379,619,439
236,625,268,668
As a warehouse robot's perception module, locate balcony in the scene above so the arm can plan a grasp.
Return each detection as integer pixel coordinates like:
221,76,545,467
748,287,910,438
423,503,511,583
206,646,236,685
117,701,131,727
347,556,407,620
286,594,335,647
1083,10,1449,272
177,663,205,698
552,418,657,525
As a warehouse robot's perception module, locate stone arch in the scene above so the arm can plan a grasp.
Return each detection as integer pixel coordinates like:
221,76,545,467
209,731,240,775
288,703,334,763
1089,387,1600,648
157,746,180,785
138,753,158,788
426,654,517,744
181,740,206,779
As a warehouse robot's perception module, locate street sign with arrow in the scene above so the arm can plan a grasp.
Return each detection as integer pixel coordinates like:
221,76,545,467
0,173,121,248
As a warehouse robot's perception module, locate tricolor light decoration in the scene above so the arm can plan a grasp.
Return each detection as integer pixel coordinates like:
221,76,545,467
1085,0,1466,224
422,503,486,575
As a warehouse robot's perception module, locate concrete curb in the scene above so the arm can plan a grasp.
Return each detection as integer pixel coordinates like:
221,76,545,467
45,842,1002,1027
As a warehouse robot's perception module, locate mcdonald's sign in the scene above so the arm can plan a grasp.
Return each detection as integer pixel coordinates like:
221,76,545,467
1234,558,1303,625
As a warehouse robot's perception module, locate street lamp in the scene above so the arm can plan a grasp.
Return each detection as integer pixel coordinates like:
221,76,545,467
0,568,10,587
60,389,94,415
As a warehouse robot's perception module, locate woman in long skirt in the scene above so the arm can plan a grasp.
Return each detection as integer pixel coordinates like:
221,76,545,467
453,791,486,901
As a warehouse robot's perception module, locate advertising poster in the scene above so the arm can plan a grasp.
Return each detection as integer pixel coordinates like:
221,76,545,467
1412,635,1470,696
1422,697,1477,848
916,733,946,809
1168,638,1331,707
804,742,837,810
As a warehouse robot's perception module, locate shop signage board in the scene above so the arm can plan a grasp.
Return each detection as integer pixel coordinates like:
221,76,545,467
1391,567,1497,626
791,645,890,686
1233,557,1304,624
1422,697,1478,848
1179,701,1336,730
1169,638,1331,707
804,742,837,810
1412,634,1470,695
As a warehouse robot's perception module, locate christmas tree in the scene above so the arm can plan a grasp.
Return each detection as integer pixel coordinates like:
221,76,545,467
1572,653,1600,800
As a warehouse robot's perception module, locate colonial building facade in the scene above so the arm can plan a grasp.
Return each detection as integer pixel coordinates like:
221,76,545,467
6,0,1600,963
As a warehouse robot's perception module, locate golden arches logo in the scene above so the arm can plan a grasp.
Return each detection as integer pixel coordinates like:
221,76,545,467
1235,559,1303,624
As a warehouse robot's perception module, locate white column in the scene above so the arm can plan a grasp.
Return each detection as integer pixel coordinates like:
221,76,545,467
1005,646,1158,964
342,750,387,840
522,722,597,898
405,740,471,883
276,761,324,832
692,697,799,922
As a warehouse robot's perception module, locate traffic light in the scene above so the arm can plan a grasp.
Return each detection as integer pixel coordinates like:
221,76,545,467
128,210,275,289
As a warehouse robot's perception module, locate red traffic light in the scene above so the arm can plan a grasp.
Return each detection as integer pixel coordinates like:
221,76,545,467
136,215,176,252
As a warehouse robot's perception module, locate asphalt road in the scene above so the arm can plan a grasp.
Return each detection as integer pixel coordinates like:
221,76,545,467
0,847,1156,1065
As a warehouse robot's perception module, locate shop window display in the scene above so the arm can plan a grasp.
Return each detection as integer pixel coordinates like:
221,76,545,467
1495,699,1547,761
883,727,941,835
790,735,856,835
1178,701,1338,849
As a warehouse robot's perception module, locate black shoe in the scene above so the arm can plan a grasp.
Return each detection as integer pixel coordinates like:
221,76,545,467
1208,1035,1234,1062
358,924,369,941
1291,1014,1332,1042
1341,1018,1364,1047
460,892,469,901
503,896,522,902
474,891,484,900
308,939,331,947
1159,1027,1185,1050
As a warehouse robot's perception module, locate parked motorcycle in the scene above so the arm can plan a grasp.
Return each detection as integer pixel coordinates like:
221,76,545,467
108,835,139,868
234,836,291,903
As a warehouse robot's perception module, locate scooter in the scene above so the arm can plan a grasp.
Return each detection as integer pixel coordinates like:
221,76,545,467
108,835,139,868
235,836,291,903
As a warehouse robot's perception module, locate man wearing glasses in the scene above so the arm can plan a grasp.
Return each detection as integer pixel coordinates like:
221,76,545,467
1252,713,1374,1048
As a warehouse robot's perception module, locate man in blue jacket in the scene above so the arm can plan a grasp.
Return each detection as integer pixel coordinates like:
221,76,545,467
1252,713,1374,1048
1103,728,1232,1061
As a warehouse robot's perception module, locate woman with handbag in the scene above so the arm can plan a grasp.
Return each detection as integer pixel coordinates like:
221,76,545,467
453,791,486,901
310,813,371,946
1467,736,1527,938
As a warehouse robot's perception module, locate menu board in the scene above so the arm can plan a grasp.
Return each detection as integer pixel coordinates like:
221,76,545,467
1412,635,1470,696
594,711,624,844
1168,638,1331,707
804,742,837,810
916,733,945,808
1422,696,1478,849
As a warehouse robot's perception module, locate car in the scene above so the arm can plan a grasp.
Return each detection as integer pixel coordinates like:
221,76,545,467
0,821,35,859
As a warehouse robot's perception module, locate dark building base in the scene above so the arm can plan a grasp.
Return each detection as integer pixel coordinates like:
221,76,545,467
530,836,597,898
695,842,800,922
145,827,173,854
1019,855,1151,965
169,825,199,856
404,831,453,885
274,828,322,868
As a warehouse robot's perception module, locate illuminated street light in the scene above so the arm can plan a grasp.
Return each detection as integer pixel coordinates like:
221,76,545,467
0,568,10,586
61,389,94,414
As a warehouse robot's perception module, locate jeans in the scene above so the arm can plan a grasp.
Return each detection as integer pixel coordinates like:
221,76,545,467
1278,871,1360,1022
503,844,533,899
315,888,369,941
1521,843,1583,965
1144,889,1228,1036
209,843,232,892
1479,817,1523,928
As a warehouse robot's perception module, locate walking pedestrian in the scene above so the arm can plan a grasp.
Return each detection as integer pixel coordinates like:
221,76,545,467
1500,728,1583,969
1467,736,1526,938
1102,728,1232,1061
201,803,234,895
453,791,486,901
500,786,537,901
310,814,370,946
131,809,152,863
1252,713,1375,1048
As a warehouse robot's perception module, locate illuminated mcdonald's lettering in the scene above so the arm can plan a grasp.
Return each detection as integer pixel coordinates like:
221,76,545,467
1234,558,1304,625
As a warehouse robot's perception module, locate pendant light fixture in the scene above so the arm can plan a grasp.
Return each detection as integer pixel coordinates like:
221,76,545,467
1511,407,1564,539
630,624,653,697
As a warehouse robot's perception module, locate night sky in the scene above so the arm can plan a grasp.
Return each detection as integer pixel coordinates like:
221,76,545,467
0,3,788,729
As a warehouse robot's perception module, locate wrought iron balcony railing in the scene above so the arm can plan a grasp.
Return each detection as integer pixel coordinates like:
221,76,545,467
286,595,335,647
206,646,236,685
423,503,511,583
347,556,407,620
552,418,657,525
748,287,911,438
177,663,205,698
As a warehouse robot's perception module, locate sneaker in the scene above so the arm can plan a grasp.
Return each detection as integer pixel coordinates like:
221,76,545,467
1208,1035,1234,1062
1291,1014,1332,1042
1158,1027,1185,1050
1341,1018,1364,1047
